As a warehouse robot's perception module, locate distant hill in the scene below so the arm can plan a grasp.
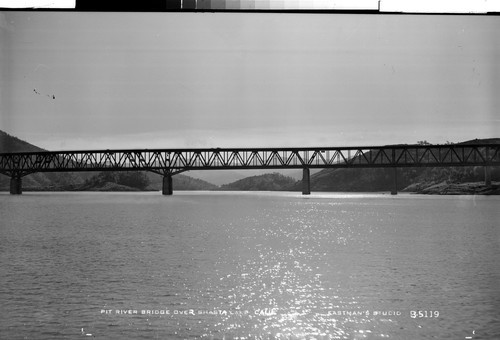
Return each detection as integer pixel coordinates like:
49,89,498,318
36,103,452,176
220,172,297,191
187,169,305,186
145,172,219,191
75,171,218,192
78,171,151,191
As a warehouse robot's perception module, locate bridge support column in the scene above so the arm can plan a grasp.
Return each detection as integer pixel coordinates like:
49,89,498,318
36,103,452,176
484,166,491,186
484,147,492,187
162,174,173,195
391,168,397,195
10,176,22,195
302,168,310,195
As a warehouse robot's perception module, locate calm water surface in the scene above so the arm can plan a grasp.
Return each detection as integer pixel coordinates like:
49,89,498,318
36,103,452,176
0,191,499,339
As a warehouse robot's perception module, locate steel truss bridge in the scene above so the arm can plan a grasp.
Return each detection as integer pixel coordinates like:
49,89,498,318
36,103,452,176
1,143,499,195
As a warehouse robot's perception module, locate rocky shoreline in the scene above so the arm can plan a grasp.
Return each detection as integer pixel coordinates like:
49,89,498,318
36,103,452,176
403,181,500,195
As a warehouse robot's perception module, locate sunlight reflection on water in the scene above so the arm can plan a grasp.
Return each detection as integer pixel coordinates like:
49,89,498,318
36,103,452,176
1,192,499,339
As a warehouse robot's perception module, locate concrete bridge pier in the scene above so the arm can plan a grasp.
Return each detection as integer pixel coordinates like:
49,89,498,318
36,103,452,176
10,176,22,195
162,174,173,195
484,166,491,186
302,168,310,195
484,147,492,186
391,168,398,195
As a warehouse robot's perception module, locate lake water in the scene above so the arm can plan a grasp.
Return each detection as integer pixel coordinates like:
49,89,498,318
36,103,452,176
0,191,499,339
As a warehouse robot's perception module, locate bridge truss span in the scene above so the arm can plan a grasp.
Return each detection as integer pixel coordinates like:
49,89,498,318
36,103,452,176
1,143,499,195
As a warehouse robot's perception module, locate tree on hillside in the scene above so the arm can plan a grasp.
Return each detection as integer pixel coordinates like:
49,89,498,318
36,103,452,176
117,171,150,189
84,171,150,190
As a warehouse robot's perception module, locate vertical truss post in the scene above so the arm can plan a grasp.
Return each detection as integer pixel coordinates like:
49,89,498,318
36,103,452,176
162,173,173,195
10,175,22,195
302,167,310,195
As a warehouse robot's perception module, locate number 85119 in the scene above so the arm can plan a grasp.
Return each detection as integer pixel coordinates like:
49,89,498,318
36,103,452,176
410,310,439,318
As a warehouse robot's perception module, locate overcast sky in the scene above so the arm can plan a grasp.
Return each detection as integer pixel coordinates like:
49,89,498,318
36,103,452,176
0,12,498,150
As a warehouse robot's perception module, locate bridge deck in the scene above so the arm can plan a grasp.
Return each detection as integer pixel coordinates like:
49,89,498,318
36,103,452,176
1,143,499,177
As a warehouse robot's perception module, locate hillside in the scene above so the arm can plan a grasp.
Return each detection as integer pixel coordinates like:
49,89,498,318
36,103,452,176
289,139,500,194
187,169,304,186
146,172,219,191
0,130,46,153
406,181,500,195
0,130,91,191
297,167,412,192
220,172,296,191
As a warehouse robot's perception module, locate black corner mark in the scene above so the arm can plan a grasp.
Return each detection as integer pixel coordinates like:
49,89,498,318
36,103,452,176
75,1,170,11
